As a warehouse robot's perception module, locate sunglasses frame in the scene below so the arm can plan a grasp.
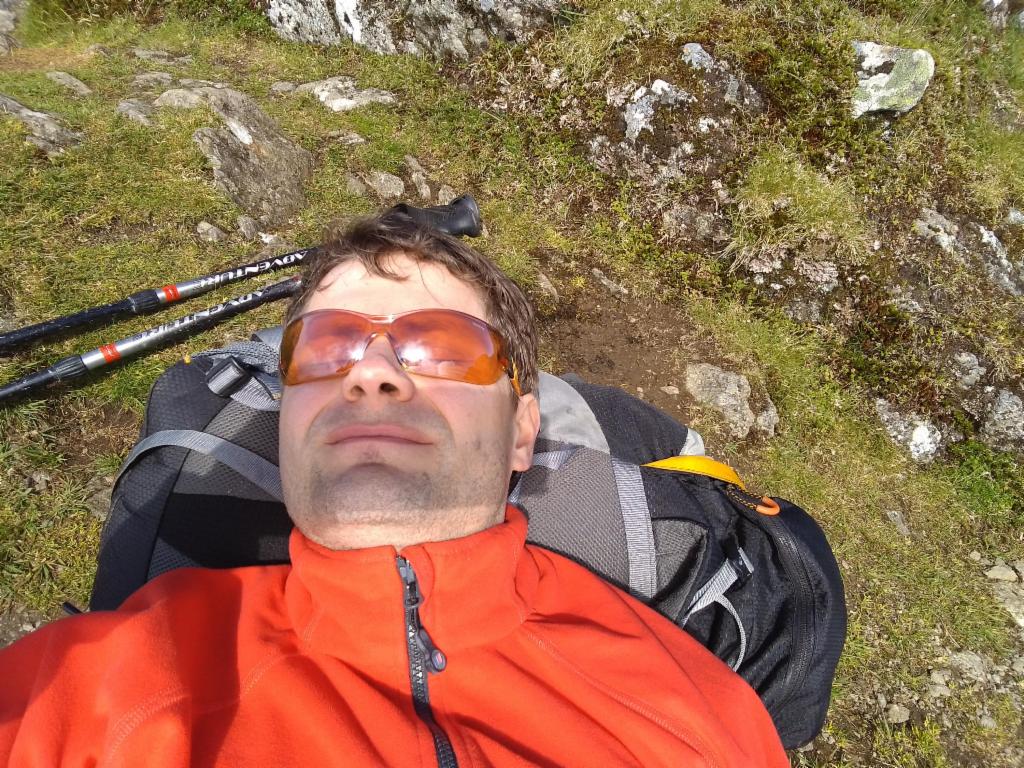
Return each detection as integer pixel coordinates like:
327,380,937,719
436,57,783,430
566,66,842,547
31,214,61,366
280,308,522,395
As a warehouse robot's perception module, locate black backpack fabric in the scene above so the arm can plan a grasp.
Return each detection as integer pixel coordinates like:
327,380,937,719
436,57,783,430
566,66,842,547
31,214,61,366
91,339,846,749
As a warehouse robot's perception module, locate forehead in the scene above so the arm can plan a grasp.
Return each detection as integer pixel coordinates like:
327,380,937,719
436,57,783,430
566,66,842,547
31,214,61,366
304,252,488,320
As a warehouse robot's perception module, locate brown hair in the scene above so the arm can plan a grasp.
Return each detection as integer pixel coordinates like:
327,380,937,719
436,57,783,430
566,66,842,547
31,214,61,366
285,213,538,395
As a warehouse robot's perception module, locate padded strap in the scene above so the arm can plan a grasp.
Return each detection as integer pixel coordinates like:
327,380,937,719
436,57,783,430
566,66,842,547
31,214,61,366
681,547,754,670
536,372,610,454
508,448,576,505
644,455,746,489
611,458,657,600
117,429,284,501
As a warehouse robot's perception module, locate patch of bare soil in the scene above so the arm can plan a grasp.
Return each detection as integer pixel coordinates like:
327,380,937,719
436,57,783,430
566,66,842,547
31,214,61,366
0,604,45,649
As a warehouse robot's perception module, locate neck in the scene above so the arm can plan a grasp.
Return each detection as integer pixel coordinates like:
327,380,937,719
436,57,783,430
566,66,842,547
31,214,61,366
296,505,507,551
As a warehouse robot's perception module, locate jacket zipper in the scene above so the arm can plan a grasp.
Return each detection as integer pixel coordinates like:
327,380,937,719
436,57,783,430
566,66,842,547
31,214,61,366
397,557,458,768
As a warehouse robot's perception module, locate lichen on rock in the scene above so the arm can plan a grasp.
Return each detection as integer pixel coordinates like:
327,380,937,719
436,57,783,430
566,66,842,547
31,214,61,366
851,41,935,118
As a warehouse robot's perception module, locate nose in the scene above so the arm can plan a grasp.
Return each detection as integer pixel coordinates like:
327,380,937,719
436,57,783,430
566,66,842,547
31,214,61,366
340,333,416,403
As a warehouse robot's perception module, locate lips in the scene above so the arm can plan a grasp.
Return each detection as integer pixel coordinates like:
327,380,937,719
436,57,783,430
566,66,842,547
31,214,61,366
325,423,433,446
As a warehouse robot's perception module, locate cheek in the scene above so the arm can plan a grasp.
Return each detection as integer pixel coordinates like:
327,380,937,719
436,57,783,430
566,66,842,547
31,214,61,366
279,387,325,457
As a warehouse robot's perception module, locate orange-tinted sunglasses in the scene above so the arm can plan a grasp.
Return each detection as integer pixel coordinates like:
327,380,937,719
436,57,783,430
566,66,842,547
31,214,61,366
280,308,521,395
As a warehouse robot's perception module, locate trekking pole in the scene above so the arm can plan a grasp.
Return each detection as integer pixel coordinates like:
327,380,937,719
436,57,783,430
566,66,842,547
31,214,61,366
0,277,301,405
0,195,482,352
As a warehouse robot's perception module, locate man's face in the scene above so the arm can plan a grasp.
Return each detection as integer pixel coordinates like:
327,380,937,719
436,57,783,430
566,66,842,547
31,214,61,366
279,252,539,550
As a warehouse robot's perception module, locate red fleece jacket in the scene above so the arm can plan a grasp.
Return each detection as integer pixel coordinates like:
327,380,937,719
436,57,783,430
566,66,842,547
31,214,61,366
0,506,787,767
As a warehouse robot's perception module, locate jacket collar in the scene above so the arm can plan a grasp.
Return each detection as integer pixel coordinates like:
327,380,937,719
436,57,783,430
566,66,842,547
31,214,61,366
284,505,538,667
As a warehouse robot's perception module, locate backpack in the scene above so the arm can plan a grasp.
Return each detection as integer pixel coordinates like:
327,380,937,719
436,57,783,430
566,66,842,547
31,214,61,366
90,333,846,749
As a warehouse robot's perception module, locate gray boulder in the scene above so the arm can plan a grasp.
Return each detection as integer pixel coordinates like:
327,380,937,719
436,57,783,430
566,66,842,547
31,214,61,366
981,389,1024,450
0,93,83,155
875,398,943,463
975,224,1024,296
0,0,25,55
360,170,405,200
131,71,175,90
46,71,92,97
196,221,228,242
293,76,395,112
684,363,777,439
116,99,153,126
261,0,562,58
851,41,935,118
154,87,314,226
983,0,1010,28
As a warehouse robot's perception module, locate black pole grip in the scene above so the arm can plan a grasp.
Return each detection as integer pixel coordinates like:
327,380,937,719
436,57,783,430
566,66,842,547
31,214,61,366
0,299,134,353
0,354,87,404
386,194,482,238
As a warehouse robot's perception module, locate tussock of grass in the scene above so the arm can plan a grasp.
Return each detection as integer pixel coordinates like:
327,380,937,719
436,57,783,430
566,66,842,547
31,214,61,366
728,146,869,265
966,116,1024,213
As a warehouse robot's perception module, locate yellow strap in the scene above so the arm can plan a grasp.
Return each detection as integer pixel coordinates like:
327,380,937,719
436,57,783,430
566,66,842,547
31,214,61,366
643,455,746,490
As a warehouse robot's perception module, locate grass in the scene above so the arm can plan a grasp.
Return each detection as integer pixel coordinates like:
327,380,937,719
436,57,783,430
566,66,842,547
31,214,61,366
728,144,869,266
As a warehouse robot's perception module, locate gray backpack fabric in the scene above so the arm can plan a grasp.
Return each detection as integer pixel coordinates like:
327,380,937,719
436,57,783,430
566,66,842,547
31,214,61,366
91,337,845,749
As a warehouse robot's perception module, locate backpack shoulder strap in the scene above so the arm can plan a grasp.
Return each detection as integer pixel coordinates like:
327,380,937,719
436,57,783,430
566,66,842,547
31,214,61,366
117,429,284,501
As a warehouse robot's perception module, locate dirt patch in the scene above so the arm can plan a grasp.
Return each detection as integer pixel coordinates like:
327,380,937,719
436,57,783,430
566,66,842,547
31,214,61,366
51,399,139,474
0,604,46,649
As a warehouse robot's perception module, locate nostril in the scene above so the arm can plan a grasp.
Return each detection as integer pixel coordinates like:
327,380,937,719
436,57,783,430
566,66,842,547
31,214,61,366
380,382,399,394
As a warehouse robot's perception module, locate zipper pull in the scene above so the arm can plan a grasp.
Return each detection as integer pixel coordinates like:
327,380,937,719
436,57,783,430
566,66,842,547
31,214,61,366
397,557,447,674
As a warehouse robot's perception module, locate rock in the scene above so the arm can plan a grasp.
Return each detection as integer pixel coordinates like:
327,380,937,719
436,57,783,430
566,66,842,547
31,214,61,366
874,399,943,463
26,470,51,493
661,203,718,243
293,76,396,112
912,208,959,252
85,43,112,56
345,173,368,197
178,78,220,88
970,550,982,561
952,351,986,390
154,87,314,226
851,41,935,118
327,129,366,145
794,258,840,294
983,0,1010,28
85,485,112,521
885,703,911,724
262,0,562,58
536,272,558,301
685,363,764,439
592,268,628,299
619,79,695,142
436,184,458,205
680,43,762,111
885,509,912,537
197,221,228,242
981,389,1024,450
405,155,431,200
660,385,680,396
237,215,259,240
992,582,1024,629
950,650,989,682
986,564,1019,582
132,48,192,66
975,224,1024,296
1014,10,1024,30
269,81,296,94
46,71,92,97
360,169,405,200
131,71,175,89
115,99,153,126
0,0,24,55
755,398,779,437
1008,208,1024,228
0,93,83,156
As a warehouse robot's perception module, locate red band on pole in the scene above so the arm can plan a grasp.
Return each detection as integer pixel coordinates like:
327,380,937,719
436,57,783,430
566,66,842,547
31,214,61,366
162,284,181,302
99,344,121,363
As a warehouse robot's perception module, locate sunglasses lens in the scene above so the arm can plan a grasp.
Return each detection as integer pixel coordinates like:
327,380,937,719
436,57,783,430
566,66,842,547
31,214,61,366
392,310,507,385
280,312,369,385
280,309,511,388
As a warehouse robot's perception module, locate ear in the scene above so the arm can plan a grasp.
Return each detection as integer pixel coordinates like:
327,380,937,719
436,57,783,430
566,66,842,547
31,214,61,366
509,392,540,473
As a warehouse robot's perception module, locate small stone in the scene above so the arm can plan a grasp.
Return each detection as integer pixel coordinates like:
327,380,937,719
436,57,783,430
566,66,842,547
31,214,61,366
681,42,715,71
874,399,942,463
660,385,680,396
969,550,982,561
196,221,228,243
86,486,112,521
405,155,431,200
755,399,780,437
294,76,396,112
592,268,628,299
360,170,405,200
1007,208,1024,227
27,470,51,493
992,582,1024,629
885,509,912,537
926,683,951,699
132,48,192,66
851,41,935,118
115,99,153,126
1012,658,1024,675
982,390,1024,451
46,71,92,97
269,81,296,94
885,704,911,724
979,715,998,730
985,564,1019,582
258,232,288,248
153,88,205,110
237,215,259,240
326,129,365,145
950,650,989,682
345,173,368,197
131,71,174,89
85,43,112,56
536,272,558,301
952,351,986,390
0,93,83,156
929,668,951,686
436,184,458,206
